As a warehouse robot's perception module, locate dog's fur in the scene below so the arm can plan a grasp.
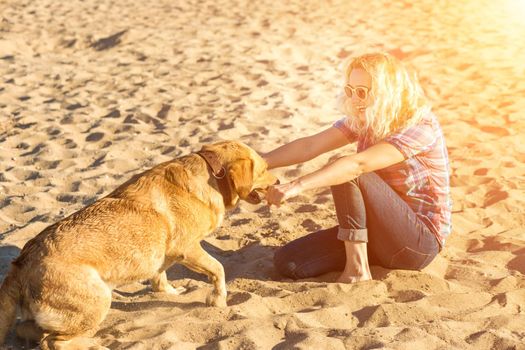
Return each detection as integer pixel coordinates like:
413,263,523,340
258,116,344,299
0,141,277,350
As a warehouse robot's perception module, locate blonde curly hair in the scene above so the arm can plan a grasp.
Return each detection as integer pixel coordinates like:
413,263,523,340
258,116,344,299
337,52,431,143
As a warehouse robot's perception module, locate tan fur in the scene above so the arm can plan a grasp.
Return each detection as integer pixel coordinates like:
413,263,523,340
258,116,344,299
0,141,277,350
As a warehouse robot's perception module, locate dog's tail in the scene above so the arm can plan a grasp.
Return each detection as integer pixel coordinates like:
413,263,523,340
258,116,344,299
0,265,20,344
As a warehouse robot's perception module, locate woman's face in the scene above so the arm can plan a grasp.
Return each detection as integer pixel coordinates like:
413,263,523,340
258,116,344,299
346,68,372,120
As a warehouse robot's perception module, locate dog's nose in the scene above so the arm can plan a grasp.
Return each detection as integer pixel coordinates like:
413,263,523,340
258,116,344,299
274,178,280,185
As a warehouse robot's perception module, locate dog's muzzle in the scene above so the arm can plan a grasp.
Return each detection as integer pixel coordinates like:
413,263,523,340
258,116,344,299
246,178,280,204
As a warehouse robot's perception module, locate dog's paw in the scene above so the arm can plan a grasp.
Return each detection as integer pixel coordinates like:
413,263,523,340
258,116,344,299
150,276,187,295
206,292,227,307
164,285,187,295
154,283,186,295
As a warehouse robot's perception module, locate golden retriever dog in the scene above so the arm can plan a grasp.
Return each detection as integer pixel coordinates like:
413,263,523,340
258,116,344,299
0,140,277,350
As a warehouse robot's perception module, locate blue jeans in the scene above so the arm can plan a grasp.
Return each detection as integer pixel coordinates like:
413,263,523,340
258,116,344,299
273,172,440,279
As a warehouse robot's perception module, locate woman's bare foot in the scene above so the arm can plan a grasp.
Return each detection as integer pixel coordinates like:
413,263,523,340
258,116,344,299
336,270,372,283
336,241,372,283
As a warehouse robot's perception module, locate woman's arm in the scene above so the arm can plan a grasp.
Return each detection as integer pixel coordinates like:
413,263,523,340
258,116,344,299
266,141,405,206
262,126,350,170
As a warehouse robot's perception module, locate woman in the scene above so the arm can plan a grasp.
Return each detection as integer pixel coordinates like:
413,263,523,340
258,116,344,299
263,52,451,283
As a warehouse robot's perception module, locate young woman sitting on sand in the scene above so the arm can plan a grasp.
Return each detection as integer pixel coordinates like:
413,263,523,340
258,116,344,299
263,52,451,283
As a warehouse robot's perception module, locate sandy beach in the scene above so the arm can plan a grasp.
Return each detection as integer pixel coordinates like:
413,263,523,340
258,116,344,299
1,0,525,348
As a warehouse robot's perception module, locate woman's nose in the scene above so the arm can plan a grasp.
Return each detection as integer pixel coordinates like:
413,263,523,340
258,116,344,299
351,94,361,104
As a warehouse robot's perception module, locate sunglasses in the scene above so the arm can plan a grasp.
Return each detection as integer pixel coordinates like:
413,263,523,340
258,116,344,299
344,84,369,101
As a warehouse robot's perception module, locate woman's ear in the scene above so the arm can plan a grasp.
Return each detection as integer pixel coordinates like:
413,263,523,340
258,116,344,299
228,159,254,199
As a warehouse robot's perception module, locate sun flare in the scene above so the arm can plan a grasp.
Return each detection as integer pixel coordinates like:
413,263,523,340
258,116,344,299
505,0,525,21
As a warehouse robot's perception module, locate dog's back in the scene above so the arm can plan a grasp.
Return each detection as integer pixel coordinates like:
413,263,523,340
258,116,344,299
0,141,277,349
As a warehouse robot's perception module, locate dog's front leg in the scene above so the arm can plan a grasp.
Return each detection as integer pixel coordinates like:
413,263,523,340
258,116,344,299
181,244,227,307
150,271,186,295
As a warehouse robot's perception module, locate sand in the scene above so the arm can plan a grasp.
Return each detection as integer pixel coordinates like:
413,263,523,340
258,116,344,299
1,0,525,348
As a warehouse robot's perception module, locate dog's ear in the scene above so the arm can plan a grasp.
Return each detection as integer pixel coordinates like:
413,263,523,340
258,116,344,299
228,159,254,199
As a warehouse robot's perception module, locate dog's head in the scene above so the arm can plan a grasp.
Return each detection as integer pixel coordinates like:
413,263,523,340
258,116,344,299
202,141,278,207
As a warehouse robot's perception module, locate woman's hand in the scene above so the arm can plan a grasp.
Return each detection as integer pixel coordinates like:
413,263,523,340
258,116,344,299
265,180,303,207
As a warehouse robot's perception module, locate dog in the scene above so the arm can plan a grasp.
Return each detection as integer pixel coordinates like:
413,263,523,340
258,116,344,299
0,140,277,350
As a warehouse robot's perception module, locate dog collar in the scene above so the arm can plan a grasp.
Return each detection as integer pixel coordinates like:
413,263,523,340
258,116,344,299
196,150,232,207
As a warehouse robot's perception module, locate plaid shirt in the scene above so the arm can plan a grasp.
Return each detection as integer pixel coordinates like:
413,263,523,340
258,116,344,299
334,111,452,246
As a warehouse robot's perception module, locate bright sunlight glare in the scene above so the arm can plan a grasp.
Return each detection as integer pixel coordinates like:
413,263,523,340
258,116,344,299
504,0,525,22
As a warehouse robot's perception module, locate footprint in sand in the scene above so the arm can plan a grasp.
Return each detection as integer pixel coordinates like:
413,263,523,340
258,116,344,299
466,328,524,349
59,115,76,125
56,194,77,203
218,120,234,130
46,127,61,137
11,169,40,181
160,146,177,156
467,236,523,253
102,109,121,119
89,154,106,168
20,143,46,157
90,30,128,51
199,135,215,143
482,188,509,208
314,195,331,204
295,204,318,213
67,181,81,192
231,218,252,227
61,138,78,149
489,275,518,293
86,132,104,142
450,174,493,187
15,142,30,150
507,255,525,275
479,125,511,137
473,168,488,176
301,219,321,232
262,221,279,232
390,289,427,303
227,291,253,306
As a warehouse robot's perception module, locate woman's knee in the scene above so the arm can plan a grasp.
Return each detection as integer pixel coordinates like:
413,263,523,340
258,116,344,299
330,178,358,195
330,173,374,199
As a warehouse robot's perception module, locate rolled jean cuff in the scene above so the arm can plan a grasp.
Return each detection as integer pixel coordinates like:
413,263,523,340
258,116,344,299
337,227,368,242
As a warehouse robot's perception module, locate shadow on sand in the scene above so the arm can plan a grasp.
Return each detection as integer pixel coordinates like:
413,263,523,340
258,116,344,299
165,240,281,284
